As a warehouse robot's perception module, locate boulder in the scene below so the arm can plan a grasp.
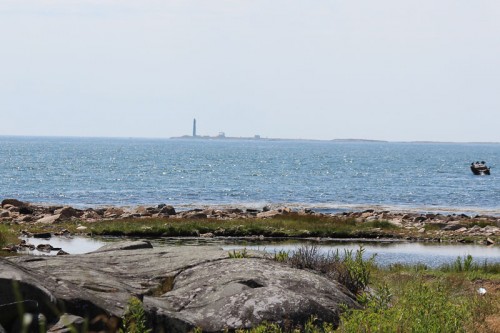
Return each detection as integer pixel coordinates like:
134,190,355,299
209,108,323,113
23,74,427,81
159,205,176,215
1,199,26,208
151,258,357,331
54,207,83,219
19,206,34,215
413,216,427,223
441,222,463,231
104,207,125,218
91,240,153,253
33,232,52,239
1,241,358,332
135,206,148,215
0,259,112,332
5,205,19,213
47,314,85,333
17,215,33,223
256,210,282,218
36,214,62,224
82,210,102,220
184,212,208,219
36,244,54,252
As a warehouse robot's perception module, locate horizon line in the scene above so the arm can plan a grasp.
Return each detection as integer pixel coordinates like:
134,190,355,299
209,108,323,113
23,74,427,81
1,134,499,145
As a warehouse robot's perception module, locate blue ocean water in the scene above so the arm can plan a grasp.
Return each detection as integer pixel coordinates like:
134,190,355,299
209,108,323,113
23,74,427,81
1,136,499,215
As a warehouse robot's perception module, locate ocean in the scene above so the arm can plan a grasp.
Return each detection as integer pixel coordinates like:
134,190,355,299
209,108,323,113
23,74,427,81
1,136,499,215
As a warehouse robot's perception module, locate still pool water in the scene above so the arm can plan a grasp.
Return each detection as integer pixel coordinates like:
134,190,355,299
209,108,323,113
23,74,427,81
20,236,500,268
223,241,500,268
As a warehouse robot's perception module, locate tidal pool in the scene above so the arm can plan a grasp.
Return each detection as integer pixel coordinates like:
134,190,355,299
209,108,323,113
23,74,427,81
221,240,500,268
19,236,500,268
19,236,106,255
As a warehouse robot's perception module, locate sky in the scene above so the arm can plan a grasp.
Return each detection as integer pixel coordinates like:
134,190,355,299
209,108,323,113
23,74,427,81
1,0,499,142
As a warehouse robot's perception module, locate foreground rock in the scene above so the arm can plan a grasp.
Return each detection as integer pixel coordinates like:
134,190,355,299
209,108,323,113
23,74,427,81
0,241,358,332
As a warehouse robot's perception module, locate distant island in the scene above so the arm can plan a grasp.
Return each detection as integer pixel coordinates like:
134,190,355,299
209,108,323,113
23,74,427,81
170,135,388,143
168,119,498,144
170,119,389,142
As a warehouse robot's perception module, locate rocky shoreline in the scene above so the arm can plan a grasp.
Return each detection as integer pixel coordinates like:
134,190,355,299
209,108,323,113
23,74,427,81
1,199,499,332
1,198,498,245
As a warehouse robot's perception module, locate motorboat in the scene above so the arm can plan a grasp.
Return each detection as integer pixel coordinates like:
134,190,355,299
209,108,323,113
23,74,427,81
470,161,490,175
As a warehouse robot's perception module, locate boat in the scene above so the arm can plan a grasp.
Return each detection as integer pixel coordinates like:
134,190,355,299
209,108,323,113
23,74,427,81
470,161,490,175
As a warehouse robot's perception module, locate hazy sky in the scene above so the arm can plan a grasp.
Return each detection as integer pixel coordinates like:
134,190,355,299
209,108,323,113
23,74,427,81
1,1,499,142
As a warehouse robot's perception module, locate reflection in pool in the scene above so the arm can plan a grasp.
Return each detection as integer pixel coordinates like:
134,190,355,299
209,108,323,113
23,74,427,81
19,236,106,255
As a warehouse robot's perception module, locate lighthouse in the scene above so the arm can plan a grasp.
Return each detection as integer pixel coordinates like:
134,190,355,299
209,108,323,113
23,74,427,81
193,118,197,137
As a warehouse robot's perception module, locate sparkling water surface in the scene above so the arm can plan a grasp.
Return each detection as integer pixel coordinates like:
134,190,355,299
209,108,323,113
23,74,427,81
1,136,499,215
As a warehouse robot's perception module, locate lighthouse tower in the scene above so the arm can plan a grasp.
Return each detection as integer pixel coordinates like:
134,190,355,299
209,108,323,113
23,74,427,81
193,118,197,137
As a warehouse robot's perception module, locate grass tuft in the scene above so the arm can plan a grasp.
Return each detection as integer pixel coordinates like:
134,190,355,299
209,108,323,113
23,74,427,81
120,297,151,333
228,248,249,258
439,255,500,277
280,245,375,295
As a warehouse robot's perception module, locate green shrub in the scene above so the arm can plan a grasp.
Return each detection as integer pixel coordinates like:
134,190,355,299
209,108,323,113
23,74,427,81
120,297,151,333
336,247,374,294
273,250,290,262
284,245,375,295
0,224,16,248
288,245,321,269
228,248,248,258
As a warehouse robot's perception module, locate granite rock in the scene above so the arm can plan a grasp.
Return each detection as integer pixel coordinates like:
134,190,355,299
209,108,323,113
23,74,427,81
1,241,358,332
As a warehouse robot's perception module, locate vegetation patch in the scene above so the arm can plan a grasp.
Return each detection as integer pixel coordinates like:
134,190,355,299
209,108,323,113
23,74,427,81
228,248,249,258
120,297,151,333
0,225,7,247
63,214,394,239
440,255,500,276
0,224,19,255
361,220,396,230
277,245,375,296
267,247,500,333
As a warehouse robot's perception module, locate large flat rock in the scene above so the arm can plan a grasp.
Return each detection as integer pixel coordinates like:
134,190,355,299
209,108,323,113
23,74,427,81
0,241,358,332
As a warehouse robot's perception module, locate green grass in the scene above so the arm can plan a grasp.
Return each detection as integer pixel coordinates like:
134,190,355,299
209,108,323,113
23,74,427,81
0,225,7,247
337,267,499,333
30,213,397,239
439,255,500,277
337,255,500,333
228,248,249,258
361,220,397,230
338,278,469,332
0,224,19,249
6,213,497,244
467,219,497,228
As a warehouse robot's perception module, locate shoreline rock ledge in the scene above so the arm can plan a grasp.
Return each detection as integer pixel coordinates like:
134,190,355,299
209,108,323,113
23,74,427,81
0,241,358,332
